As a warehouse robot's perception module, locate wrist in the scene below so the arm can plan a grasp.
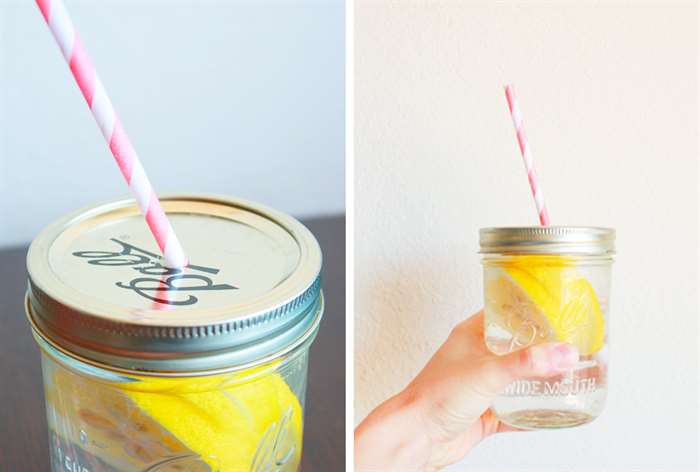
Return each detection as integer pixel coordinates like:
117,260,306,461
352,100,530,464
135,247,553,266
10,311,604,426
355,387,436,471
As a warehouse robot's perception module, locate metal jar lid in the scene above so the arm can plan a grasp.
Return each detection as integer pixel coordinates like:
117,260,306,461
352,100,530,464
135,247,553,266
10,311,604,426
26,194,323,375
479,226,615,255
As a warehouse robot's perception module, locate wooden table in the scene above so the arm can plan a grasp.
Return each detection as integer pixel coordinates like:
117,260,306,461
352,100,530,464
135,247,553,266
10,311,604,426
0,215,345,471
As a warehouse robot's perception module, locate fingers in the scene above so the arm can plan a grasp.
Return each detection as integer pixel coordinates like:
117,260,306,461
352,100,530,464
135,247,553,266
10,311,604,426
503,342,579,379
475,342,579,398
474,344,577,438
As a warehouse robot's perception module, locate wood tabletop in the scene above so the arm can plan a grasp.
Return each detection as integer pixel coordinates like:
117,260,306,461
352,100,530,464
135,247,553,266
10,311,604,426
0,215,345,471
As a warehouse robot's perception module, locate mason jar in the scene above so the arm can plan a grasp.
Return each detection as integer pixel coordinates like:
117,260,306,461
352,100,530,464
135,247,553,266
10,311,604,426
25,194,323,471
480,227,614,430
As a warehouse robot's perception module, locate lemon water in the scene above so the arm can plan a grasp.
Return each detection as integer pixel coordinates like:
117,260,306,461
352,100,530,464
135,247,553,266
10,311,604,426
483,255,612,429
41,344,308,472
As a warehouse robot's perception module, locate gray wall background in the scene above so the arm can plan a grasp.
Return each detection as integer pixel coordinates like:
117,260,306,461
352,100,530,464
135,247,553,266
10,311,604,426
0,0,344,248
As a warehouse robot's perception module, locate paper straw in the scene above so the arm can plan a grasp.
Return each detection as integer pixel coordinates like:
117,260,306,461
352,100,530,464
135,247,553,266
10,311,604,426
35,0,188,268
504,85,551,226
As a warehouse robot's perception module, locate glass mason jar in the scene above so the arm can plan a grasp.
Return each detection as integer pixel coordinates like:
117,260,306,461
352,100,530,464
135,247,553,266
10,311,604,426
480,227,614,430
25,194,323,472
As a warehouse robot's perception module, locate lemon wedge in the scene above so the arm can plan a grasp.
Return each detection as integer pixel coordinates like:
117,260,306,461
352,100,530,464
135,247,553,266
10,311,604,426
485,256,605,355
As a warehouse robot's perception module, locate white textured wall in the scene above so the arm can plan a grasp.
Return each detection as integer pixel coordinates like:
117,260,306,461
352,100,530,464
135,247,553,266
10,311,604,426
355,1,698,470
0,0,343,248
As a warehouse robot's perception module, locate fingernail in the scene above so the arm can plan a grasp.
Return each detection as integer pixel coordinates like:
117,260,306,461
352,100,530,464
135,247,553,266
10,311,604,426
550,343,579,372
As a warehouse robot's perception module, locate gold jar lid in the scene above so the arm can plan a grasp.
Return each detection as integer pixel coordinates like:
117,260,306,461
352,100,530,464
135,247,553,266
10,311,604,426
479,226,615,255
26,194,323,375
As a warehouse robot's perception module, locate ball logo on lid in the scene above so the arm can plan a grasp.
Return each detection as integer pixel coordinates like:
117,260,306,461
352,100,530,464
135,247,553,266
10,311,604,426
72,238,237,306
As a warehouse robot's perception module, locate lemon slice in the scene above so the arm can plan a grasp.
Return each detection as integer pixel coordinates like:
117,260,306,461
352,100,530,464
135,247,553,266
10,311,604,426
123,368,303,472
557,277,606,355
47,362,303,471
485,256,605,355
48,365,201,470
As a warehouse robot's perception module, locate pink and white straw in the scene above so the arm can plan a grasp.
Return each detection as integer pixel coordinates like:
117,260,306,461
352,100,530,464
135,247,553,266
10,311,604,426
504,85,551,226
36,0,188,268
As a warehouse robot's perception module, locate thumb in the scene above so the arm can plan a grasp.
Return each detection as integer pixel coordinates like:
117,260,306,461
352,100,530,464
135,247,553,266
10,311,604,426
478,342,579,398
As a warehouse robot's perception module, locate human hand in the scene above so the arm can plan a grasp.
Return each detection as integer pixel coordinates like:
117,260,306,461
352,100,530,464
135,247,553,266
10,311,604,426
354,310,579,471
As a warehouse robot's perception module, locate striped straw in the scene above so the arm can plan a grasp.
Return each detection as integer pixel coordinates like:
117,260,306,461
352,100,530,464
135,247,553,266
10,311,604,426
504,85,551,226
35,0,188,268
